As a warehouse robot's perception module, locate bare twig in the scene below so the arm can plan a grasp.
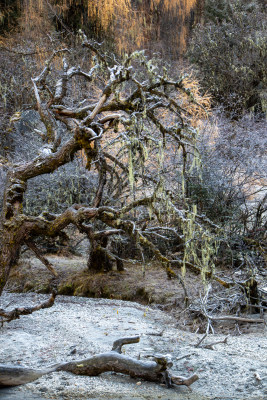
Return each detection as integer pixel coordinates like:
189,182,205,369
175,353,195,361
201,336,229,350
195,332,229,350
146,330,165,337
195,333,207,348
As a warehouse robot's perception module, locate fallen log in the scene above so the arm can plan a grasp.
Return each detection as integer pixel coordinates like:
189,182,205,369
0,336,198,389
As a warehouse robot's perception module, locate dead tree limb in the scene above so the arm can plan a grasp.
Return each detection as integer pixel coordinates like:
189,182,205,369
24,240,58,277
207,315,265,324
0,336,198,389
195,333,229,350
201,336,229,350
195,333,207,348
0,291,56,323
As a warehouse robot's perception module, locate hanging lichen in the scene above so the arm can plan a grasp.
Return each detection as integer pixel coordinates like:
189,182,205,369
128,145,134,191
180,204,219,283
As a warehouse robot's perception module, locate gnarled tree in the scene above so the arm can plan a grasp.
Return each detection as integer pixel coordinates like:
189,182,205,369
0,33,215,302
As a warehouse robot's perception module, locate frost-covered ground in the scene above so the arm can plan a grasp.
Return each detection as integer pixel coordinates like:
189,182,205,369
0,293,266,400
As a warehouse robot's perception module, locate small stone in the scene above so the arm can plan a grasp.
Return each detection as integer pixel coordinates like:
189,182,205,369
136,381,142,385
39,387,48,392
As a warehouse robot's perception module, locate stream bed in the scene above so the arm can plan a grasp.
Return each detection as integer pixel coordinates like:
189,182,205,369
0,293,266,400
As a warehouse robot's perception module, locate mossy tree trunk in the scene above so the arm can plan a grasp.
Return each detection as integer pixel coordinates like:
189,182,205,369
87,233,124,272
0,228,21,295
88,237,114,272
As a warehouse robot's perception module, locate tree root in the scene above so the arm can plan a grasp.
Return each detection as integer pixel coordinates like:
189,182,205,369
0,336,199,389
0,291,56,324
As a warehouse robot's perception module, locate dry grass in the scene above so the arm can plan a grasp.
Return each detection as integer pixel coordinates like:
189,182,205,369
7,255,199,306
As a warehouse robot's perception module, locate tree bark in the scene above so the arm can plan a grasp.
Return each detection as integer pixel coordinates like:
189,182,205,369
88,236,115,272
0,224,25,294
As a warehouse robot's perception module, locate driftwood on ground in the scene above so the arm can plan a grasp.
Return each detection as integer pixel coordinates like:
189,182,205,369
0,336,198,389
0,291,56,324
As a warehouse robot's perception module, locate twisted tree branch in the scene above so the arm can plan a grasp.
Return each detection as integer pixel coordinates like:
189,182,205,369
0,336,198,389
